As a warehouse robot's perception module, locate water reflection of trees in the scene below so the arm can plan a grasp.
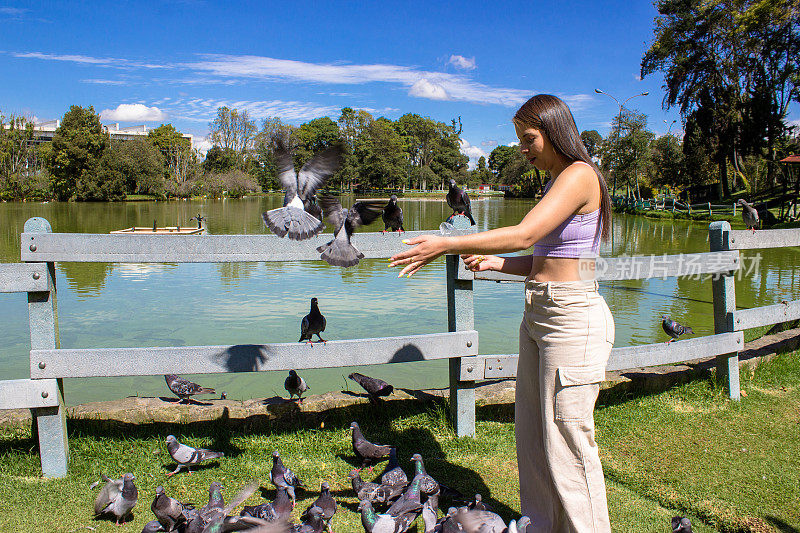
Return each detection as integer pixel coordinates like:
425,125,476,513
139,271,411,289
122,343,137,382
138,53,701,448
59,261,114,297
216,262,258,286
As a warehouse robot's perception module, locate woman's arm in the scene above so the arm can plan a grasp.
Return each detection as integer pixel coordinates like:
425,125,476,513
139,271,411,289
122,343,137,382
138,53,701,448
390,165,594,277
461,253,533,277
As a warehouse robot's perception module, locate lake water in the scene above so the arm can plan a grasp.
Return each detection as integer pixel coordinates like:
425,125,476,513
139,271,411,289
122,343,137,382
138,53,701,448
1,196,798,405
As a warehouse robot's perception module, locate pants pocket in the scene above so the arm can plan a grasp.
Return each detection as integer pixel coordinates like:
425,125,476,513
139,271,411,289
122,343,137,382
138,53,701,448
555,365,605,423
602,300,615,345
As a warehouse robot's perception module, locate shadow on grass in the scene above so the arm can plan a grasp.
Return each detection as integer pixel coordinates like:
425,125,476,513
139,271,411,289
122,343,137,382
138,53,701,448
765,516,800,533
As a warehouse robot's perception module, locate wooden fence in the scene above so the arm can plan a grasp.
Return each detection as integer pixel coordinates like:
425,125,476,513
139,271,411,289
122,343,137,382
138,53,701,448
1,217,799,477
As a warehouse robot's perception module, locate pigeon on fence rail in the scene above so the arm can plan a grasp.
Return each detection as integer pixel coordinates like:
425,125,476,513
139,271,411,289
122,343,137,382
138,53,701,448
446,179,476,226
165,435,225,476
358,499,420,533
380,447,408,488
93,472,138,525
348,373,394,403
737,199,760,233
152,485,192,531
350,421,393,470
285,370,310,402
271,451,305,505
382,195,405,234
672,516,693,532
661,315,694,343
316,195,385,267
165,374,216,403
262,141,343,241
299,298,327,345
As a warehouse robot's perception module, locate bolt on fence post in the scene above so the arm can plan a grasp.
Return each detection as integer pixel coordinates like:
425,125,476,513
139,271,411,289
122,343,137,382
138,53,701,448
709,221,740,400
446,254,476,437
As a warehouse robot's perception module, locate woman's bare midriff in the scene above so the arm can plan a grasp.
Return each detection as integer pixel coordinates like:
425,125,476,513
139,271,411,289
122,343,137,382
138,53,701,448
527,256,596,282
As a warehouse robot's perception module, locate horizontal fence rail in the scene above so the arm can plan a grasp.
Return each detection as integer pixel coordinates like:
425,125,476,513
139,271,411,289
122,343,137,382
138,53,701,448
21,230,474,263
0,262,50,293
0,379,60,410
30,331,479,379
457,332,744,380
467,251,741,283
732,299,800,331
727,228,800,250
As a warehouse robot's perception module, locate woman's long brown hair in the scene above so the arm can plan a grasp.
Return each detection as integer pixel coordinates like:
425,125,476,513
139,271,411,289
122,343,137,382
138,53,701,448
513,94,612,241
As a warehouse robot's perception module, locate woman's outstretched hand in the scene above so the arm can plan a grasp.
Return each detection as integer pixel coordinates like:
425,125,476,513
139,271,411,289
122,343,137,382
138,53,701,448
389,235,449,277
461,254,502,272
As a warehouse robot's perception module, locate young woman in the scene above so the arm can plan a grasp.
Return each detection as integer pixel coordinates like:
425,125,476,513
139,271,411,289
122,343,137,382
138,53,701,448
390,94,615,532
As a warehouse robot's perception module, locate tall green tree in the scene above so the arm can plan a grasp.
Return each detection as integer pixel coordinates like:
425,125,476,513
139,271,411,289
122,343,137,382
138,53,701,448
47,105,109,201
649,134,685,190
580,130,603,159
355,117,406,189
108,138,165,196
209,107,257,166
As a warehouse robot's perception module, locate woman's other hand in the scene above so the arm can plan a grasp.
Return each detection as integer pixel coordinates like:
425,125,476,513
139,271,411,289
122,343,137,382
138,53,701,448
389,235,449,277
461,254,501,272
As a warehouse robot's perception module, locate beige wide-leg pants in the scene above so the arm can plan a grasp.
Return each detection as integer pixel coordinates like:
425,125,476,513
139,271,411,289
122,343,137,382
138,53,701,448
515,280,615,533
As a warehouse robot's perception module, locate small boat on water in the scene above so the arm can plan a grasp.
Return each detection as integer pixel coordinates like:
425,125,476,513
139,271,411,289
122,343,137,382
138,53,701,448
110,226,205,235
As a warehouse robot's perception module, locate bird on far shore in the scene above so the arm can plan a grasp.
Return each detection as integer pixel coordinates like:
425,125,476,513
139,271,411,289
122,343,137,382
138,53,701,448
662,315,694,343
446,179,476,225
284,370,310,402
299,298,326,345
165,435,224,476
164,374,215,403
316,195,385,267
382,195,405,234
737,199,760,233
262,141,343,241
348,372,394,403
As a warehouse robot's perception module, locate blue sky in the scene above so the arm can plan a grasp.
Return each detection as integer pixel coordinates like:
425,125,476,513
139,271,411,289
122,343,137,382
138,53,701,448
2,1,798,164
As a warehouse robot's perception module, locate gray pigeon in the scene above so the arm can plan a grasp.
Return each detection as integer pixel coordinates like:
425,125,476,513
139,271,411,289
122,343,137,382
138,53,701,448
662,315,694,343
165,374,216,403
299,298,326,345
142,520,167,533
241,488,292,523
446,179,475,225
380,447,408,488
350,422,393,470
271,451,305,505
450,508,507,533
409,454,439,496
316,196,385,267
294,505,326,533
508,517,531,533
737,199,760,233
302,482,336,530
348,373,393,403
165,434,225,476
262,141,343,241
93,472,138,525
199,480,260,533
672,516,693,532
382,195,405,233
358,500,420,533
467,494,490,512
152,486,190,531
348,470,395,504
284,370,310,401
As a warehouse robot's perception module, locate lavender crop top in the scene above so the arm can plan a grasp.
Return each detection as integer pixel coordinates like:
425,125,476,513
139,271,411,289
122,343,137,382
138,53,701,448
532,162,602,258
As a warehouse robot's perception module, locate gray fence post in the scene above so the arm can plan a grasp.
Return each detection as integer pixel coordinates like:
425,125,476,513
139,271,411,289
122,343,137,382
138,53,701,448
24,217,68,476
446,254,475,437
709,221,740,400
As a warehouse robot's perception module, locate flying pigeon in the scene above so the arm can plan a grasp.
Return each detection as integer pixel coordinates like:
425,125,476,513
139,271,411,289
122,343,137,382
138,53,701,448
165,374,215,403
382,195,405,234
284,370,310,402
446,179,475,225
152,486,192,532
165,435,224,476
271,451,305,505
358,500,420,533
93,472,138,525
262,141,342,240
737,199,760,233
299,298,326,345
672,516,693,533
380,447,408,488
662,315,694,343
348,373,393,403
316,195,385,267
302,481,336,530
350,422,393,470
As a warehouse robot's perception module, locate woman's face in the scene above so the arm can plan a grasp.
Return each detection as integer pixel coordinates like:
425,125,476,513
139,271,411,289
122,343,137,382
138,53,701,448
514,122,551,171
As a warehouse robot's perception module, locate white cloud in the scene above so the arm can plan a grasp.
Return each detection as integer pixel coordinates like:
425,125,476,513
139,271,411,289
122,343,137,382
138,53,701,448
449,55,476,70
100,103,166,122
81,78,126,85
481,139,498,147
409,79,450,100
0,7,28,15
11,51,168,69
166,97,341,123
459,139,488,170
192,136,213,157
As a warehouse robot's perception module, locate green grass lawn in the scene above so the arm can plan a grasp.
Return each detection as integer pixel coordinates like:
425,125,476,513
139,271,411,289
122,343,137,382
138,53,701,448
2,351,799,532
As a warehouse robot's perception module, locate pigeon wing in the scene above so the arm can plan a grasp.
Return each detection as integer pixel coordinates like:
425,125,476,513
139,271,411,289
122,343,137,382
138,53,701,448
171,442,198,464
348,201,385,230
319,195,346,233
274,141,298,198
297,145,343,199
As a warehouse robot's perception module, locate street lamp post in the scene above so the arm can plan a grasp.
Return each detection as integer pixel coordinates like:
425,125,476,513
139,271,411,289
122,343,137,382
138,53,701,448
595,89,649,200
664,119,677,135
